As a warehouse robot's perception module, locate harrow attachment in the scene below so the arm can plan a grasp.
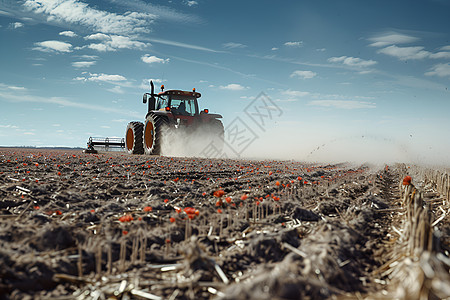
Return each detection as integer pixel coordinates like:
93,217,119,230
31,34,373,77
84,137,125,154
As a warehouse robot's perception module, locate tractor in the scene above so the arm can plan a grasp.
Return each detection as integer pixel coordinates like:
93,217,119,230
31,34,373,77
125,81,224,155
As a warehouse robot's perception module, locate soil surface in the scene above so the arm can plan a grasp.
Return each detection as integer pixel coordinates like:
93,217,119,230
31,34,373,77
0,148,412,299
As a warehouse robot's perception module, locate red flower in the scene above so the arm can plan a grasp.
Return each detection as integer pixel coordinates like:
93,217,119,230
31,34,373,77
297,176,302,181
170,217,176,223
164,199,169,203
119,214,133,222
217,208,223,213
173,177,180,183
241,194,248,201
275,181,280,186
213,190,225,198
122,230,128,235
225,197,232,204
143,206,153,212
402,176,412,185
184,207,196,215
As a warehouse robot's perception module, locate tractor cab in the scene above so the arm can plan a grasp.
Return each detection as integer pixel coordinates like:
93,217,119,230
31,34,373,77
155,90,200,117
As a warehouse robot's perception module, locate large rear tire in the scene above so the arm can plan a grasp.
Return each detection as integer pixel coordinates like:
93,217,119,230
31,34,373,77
143,114,168,155
208,119,224,152
125,121,144,154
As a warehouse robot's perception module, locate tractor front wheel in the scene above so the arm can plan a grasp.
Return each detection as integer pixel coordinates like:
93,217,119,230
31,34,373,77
125,121,144,154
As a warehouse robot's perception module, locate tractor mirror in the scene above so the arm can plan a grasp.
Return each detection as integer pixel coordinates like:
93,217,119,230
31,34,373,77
143,93,147,104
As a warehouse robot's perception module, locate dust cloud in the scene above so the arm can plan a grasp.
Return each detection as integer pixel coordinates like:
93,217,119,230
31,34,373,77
159,122,450,168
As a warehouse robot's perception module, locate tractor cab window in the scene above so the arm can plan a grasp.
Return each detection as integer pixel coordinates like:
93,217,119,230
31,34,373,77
156,95,169,110
170,98,197,116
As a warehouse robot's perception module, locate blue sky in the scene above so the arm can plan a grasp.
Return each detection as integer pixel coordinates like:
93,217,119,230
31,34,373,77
1,0,449,164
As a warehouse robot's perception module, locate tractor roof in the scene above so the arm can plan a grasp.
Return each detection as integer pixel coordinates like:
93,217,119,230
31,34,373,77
158,90,201,98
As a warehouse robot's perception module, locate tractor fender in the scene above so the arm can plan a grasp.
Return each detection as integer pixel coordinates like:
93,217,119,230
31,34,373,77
146,110,172,120
199,113,222,121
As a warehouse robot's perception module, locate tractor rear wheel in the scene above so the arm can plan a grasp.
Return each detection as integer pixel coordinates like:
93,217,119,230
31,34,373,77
144,114,168,155
125,121,144,154
208,119,225,151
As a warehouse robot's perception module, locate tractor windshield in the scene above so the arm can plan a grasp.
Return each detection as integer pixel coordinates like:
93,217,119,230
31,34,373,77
155,94,198,116
170,99,197,116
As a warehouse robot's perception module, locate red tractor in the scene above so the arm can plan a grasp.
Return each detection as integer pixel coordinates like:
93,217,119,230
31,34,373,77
125,81,224,155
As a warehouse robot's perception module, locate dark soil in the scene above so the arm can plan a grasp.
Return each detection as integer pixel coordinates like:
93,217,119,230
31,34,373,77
0,149,403,299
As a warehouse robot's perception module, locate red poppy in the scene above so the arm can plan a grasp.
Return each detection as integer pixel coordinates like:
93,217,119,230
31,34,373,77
225,197,232,204
241,194,248,201
402,176,412,185
170,217,176,223
214,190,225,198
119,214,133,222
143,206,153,212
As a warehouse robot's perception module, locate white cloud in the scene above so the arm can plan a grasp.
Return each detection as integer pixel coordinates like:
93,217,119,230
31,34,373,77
328,56,377,68
184,0,198,6
72,61,96,68
78,54,98,60
0,124,19,129
108,86,125,94
425,63,450,77
7,85,27,91
308,100,376,109
441,45,450,51
88,73,127,82
10,22,24,29
33,40,72,53
282,89,310,97
377,45,430,60
223,42,247,49
368,32,419,47
290,70,317,79
0,10,12,16
141,54,169,64
23,0,156,35
87,43,114,52
271,47,279,51
85,33,111,41
59,30,77,37
284,41,303,47
75,73,127,83
429,51,450,59
219,84,246,91
84,34,148,51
